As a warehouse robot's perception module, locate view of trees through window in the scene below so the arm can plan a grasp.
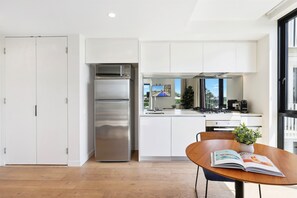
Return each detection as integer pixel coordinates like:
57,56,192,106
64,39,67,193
175,79,181,105
143,78,227,110
143,83,150,109
204,79,227,109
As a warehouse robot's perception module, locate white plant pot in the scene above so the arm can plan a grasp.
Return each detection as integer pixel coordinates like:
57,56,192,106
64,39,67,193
239,143,254,153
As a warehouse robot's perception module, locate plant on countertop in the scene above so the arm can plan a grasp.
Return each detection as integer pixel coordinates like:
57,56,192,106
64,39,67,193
181,85,194,109
232,123,262,145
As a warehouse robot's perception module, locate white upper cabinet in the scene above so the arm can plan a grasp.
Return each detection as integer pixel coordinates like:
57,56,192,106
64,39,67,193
203,42,256,73
140,42,170,73
170,42,203,73
236,42,257,72
203,42,236,72
140,41,257,74
85,38,138,63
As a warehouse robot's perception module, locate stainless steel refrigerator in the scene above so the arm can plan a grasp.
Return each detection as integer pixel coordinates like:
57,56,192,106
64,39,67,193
94,75,133,161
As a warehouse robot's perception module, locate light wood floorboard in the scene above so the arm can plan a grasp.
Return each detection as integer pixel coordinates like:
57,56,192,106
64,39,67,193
0,152,296,198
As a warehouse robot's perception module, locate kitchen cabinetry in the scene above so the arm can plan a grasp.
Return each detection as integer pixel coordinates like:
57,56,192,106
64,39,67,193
139,116,206,160
139,117,171,158
140,42,170,73
170,42,203,73
5,37,68,164
171,117,205,157
203,42,236,72
203,41,257,73
5,38,37,164
85,38,138,63
241,115,262,127
140,41,257,74
236,42,257,72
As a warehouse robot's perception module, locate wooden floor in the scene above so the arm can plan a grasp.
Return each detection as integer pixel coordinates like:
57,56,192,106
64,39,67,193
0,152,296,198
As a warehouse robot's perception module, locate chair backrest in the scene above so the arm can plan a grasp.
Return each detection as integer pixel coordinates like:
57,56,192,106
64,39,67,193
196,132,235,142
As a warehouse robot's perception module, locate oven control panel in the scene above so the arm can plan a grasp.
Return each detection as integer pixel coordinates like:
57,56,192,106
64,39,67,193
206,120,241,127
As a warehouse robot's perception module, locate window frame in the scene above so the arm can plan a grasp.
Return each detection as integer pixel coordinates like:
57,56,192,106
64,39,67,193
200,78,225,109
278,8,297,149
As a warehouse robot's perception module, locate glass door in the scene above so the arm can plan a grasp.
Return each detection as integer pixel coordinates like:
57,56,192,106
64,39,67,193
278,9,297,154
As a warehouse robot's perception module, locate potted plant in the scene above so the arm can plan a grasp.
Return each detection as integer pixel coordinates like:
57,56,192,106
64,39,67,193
181,85,194,109
232,123,262,153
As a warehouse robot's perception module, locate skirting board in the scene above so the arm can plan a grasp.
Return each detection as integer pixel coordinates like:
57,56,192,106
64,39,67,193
68,149,95,167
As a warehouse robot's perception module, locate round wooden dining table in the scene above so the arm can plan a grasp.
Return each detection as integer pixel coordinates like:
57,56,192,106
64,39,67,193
186,140,297,198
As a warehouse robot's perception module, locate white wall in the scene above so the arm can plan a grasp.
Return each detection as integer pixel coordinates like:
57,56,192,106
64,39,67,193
68,35,94,166
243,27,278,146
79,35,94,165
227,77,243,101
67,35,81,166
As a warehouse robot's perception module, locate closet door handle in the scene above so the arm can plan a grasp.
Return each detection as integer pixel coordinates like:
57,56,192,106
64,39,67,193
35,105,37,116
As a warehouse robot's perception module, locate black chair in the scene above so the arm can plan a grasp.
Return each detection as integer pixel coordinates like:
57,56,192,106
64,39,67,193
195,132,262,198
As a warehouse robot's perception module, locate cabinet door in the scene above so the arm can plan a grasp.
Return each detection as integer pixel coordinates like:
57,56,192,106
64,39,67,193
172,117,205,156
236,42,257,72
36,37,68,164
140,42,170,73
5,38,37,164
86,38,138,63
241,116,262,127
203,42,236,72
171,42,203,72
139,117,171,157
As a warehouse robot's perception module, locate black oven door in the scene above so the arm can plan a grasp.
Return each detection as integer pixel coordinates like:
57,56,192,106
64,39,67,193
206,126,236,132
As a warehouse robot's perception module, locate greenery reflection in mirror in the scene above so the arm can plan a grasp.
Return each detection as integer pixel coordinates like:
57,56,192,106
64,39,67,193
143,76,243,110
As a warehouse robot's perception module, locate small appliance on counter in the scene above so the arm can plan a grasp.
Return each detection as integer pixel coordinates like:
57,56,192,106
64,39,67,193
227,99,239,111
239,100,248,113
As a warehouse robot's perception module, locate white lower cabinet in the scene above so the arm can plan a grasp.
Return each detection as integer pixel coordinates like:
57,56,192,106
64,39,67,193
139,117,171,157
171,117,205,157
241,116,262,127
139,116,206,160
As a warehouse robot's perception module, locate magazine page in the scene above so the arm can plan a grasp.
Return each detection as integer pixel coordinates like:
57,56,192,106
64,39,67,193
240,152,285,177
212,149,244,169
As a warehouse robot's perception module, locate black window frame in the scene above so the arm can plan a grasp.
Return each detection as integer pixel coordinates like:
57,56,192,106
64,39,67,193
200,78,225,109
278,8,297,149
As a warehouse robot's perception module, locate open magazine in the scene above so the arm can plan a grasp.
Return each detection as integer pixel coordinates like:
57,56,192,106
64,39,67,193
210,149,285,177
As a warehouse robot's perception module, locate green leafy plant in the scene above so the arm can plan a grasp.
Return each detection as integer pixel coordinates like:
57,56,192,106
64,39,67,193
232,123,262,145
181,86,194,109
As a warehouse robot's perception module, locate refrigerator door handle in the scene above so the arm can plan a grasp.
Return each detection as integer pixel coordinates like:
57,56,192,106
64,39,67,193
120,65,123,77
95,99,129,102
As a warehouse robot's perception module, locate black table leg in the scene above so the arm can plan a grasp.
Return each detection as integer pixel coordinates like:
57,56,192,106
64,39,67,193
235,180,244,198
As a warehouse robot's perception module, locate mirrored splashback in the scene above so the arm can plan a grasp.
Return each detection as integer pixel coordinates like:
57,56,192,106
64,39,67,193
143,76,243,110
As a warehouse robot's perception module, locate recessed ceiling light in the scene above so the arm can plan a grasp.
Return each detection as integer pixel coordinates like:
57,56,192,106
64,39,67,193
108,12,116,18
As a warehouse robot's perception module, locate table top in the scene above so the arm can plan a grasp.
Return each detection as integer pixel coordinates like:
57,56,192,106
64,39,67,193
186,140,297,185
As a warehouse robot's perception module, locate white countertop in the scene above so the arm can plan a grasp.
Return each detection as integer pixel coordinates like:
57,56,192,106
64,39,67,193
141,109,205,117
141,109,262,119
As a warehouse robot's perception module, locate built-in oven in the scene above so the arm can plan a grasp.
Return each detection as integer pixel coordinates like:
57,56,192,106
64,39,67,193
206,120,241,132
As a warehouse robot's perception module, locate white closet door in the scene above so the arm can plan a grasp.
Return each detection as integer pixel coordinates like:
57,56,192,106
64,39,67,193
36,37,68,164
5,38,37,164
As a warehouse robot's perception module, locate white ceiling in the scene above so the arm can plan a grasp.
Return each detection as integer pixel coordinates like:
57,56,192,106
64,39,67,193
191,0,283,21
0,0,288,40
